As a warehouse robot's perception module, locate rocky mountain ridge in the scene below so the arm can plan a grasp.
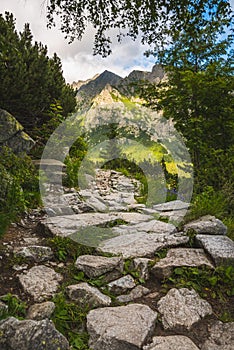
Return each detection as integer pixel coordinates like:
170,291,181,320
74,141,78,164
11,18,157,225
74,64,165,104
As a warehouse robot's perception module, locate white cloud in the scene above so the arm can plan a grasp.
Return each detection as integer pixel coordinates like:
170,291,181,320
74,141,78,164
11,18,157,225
0,0,155,82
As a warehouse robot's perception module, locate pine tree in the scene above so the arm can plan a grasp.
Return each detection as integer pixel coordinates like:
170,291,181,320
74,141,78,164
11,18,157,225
0,12,76,131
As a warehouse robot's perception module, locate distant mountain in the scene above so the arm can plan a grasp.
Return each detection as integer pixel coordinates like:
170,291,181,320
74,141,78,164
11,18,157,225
121,64,165,85
74,65,165,106
76,70,123,102
71,73,100,91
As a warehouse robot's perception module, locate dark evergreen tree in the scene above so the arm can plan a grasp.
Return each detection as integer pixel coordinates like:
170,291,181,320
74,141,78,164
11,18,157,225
0,12,76,131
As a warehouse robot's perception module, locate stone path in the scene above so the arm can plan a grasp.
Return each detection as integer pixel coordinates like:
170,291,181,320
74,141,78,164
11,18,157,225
0,167,234,349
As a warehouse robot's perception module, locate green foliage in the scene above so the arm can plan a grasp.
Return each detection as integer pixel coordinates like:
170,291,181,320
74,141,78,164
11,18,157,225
123,259,145,284
0,294,27,321
154,249,168,260
46,236,95,262
183,186,234,241
162,266,234,308
63,156,82,189
223,217,234,241
0,12,76,132
0,147,41,235
52,293,91,350
63,135,88,188
139,1,233,197
185,186,228,222
46,1,232,57
30,102,66,157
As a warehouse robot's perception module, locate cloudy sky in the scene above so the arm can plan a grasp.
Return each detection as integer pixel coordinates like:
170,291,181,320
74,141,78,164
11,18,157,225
0,0,156,83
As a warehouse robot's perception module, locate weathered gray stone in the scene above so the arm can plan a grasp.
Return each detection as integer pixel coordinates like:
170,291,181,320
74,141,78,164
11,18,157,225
153,200,190,212
133,258,153,280
75,255,123,278
18,265,63,302
184,215,227,235
0,109,22,142
15,246,53,262
81,192,108,212
6,131,34,154
0,109,34,153
87,304,157,350
113,219,177,236
128,203,146,211
12,264,28,271
98,232,189,258
154,210,189,222
196,235,234,266
0,317,69,350
66,283,111,307
119,212,153,224
158,288,212,330
116,285,150,303
43,212,153,237
152,248,214,279
143,335,199,350
108,275,136,295
26,302,55,321
201,320,234,350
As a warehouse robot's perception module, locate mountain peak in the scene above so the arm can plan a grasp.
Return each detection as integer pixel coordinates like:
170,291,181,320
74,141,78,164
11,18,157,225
77,70,123,102
75,64,165,106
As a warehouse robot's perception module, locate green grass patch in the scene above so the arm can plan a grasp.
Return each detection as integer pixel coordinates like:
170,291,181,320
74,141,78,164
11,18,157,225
52,293,91,350
162,265,234,321
0,294,27,321
46,236,95,262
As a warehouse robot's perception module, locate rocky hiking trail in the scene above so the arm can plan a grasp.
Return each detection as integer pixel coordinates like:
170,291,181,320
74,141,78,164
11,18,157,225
0,167,234,350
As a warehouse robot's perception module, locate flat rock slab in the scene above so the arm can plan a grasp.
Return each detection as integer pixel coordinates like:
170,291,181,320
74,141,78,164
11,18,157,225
154,209,189,222
0,317,69,350
196,235,234,266
87,303,157,350
98,232,189,258
153,200,190,212
82,195,108,212
43,212,153,237
113,220,177,235
66,282,111,307
18,265,63,302
157,288,212,330
108,275,136,295
144,335,199,350
152,248,214,278
201,320,234,350
75,255,123,278
184,215,227,235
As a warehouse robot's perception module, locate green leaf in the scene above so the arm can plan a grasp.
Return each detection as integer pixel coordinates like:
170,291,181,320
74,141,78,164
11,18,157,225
174,267,184,275
208,276,218,287
74,271,85,281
